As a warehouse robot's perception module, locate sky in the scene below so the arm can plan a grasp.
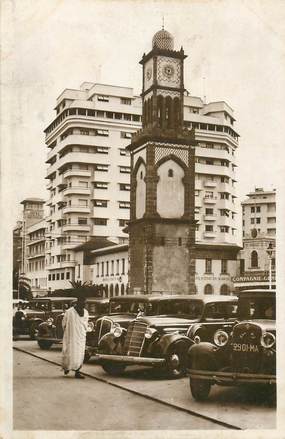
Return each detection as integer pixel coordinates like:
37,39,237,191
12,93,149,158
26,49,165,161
2,0,285,222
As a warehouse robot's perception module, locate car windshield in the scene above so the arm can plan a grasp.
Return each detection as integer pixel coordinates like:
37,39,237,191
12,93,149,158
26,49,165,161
238,296,276,320
29,301,50,311
87,302,109,315
204,302,237,320
109,299,203,318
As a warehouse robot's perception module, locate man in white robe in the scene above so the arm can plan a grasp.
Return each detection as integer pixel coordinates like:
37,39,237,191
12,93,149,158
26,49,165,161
62,296,89,378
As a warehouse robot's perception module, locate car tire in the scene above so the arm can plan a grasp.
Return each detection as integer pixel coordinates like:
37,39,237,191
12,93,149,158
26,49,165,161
102,362,126,376
189,377,211,401
37,340,53,350
165,342,187,379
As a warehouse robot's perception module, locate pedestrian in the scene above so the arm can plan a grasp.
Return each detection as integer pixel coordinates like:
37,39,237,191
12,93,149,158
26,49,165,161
62,296,89,379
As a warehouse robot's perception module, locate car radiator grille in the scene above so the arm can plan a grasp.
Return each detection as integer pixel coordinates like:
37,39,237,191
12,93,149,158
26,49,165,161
231,323,262,373
123,321,148,357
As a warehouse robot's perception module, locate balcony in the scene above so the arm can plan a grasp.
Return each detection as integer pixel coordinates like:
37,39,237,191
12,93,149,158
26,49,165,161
195,146,231,160
62,205,91,214
203,231,216,238
63,186,91,196
204,180,217,188
203,196,217,204
203,214,216,221
195,163,233,177
27,253,45,259
218,216,232,226
63,169,92,178
62,223,90,232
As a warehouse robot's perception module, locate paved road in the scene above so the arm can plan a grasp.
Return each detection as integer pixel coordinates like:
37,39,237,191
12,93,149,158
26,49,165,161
13,339,276,430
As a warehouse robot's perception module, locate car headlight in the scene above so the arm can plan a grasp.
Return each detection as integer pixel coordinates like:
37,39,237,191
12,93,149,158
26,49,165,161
145,327,156,339
113,326,122,338
194,335,201,344
47,318,54,325
260,331,275,348
87,321,94,332
214,330,229,347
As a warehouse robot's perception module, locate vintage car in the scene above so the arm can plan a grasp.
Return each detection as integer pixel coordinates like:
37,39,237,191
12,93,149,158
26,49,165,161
13,297,76,339
36,298,109,350
187,289,276,400
90,294,238,378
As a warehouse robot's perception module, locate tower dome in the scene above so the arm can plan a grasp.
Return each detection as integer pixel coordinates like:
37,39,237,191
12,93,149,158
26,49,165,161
152,29,174,50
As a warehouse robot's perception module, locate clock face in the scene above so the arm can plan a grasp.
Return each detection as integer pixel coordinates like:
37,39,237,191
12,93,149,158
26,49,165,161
163,64,175,79
146,67,152,81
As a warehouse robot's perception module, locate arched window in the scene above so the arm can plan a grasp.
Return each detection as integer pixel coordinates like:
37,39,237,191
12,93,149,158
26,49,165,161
204,284,213,295
168,169,173,177
110,284,114,297
220,284,230,295
115,284,119,296
121,284,125,295
251,251,258,268
104,284,109,298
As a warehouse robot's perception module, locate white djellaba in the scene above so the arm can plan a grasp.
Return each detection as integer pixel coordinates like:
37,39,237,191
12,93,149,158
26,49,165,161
62,306,89,371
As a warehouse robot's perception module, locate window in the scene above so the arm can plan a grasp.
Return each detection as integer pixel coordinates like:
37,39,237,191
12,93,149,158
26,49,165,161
52,274,56,280
106,261,109,276
121,98,131,105
116,260,120,275
79,180,88,188
204,284,213,295
220,226,229,233
121,131,132,139
251,218,255,224
87,109,95,117
251,251,258,268
205,159,214,165
95,164,109,172
256,206,261,212
115,113,122,120
256,217,261,224
119,166,131,174
124,114,132,121
122,258,125,274
240,259,245,274
94,199,108,207
97,95,109,102
220,284,230,295
48,274,51,281
101,262,104,277
205,259,212,273
178,237,182,246
111,260,114,275
205,208,214,215
96,129,109,137
96,146,109,154
205,191,214,199
220,209,230,217
61,272,64,280
78,199,88,207
93,218,108,226
251,207,255,213
94,181,108,189
120,148,130,156
220,192,229,199
78,108,86,116
133,114,140,122
80,129,89,135
221,259,228,274
106,112,114,118
119,201,130,209
119,183,131,191
96,263,99,277
78,217,88,225
97,110,105,118
205,225,213,232
56,273,60,280
168,169,174,177
119,219,128,227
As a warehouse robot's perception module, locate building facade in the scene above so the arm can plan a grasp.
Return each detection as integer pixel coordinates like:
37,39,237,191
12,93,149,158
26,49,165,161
233,188,276,290
26,218,47,296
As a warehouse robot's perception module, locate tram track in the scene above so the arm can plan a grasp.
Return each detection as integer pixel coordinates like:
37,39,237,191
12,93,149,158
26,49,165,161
14,345,241,430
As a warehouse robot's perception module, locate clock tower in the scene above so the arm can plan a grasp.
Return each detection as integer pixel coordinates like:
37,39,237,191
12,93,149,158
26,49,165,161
127,29,197,294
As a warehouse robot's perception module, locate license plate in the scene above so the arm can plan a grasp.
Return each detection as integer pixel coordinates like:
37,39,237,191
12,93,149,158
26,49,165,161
233,343,259,353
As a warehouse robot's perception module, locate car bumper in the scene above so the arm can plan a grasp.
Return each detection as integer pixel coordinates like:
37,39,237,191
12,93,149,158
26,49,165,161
94,353,166,366
187,369,276,385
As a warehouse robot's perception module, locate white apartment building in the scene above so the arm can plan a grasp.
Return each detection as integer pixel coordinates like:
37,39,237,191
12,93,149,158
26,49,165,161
233,188,276,291
45,83,239,291
45,83,142,289
26,218,47,296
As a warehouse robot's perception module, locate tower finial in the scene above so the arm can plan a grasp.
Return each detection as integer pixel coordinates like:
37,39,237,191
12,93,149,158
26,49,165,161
162,15,164,30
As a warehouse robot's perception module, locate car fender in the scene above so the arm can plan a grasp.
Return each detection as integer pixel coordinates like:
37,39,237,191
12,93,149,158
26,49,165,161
187,342,219,370
155,333,192,356
98,331,125,354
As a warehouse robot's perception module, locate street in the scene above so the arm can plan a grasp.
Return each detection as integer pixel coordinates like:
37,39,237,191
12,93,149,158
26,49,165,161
13,339,276,430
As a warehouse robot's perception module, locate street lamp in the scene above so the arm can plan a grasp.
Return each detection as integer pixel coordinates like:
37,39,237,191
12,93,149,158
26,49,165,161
266,242,274,290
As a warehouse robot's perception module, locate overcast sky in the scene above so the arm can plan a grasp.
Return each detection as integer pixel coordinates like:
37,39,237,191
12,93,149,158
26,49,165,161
2,0,285,222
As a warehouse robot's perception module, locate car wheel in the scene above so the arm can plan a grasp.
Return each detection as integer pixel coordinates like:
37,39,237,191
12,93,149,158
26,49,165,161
189,377,211,401
165,343,187,379
84,350,91,363
37,340,53,350
102,362,126,376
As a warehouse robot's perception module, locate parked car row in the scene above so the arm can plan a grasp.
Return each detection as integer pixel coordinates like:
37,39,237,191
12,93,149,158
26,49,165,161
13,289,276,402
